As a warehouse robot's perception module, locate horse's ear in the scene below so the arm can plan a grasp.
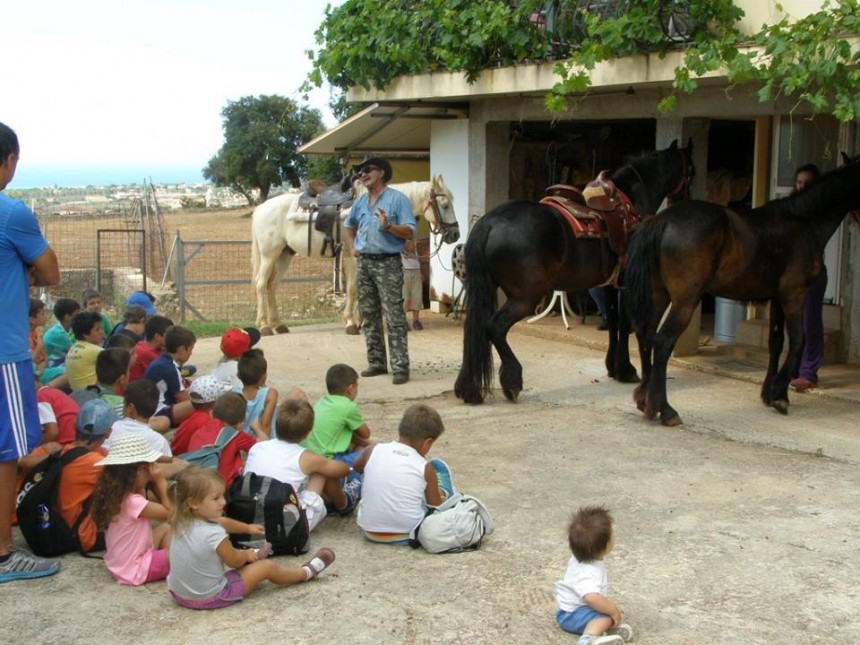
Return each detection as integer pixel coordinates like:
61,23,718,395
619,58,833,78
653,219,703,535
841,151,852,165
686,137,694,156
669,139,678,149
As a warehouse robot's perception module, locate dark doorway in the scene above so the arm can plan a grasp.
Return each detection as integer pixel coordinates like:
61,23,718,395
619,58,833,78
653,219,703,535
508,119,656,200
701,119,756,321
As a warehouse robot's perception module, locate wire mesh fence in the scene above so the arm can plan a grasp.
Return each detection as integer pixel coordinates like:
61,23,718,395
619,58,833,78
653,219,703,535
173,236,341,323
38,209,341,324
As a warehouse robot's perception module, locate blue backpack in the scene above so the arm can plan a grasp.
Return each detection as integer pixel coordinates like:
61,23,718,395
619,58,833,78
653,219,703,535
178,427,238,470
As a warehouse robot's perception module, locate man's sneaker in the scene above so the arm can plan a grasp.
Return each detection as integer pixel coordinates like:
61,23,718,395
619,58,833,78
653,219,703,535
579,635,624,645
606,624,634,642
301,547,335,580
339,479,361,516
430,458,456,500
0,549,61,583
360,366,388,377
392,372,409,385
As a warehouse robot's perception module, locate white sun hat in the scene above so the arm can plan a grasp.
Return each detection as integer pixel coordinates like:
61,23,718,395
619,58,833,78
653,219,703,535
95,433,164,467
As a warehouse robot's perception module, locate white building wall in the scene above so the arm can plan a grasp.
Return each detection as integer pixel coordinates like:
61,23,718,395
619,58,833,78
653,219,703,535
429,119,470,305
738,0,823,35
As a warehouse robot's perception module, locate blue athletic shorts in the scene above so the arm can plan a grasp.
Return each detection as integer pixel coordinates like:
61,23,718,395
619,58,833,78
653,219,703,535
0,360,42,461
556,606,607,634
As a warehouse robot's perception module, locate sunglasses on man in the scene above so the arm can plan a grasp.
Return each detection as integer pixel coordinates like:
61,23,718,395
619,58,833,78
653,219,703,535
358,166,380,176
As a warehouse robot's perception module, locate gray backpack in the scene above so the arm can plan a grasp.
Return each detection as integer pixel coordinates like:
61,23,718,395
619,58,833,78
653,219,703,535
410,493,494,554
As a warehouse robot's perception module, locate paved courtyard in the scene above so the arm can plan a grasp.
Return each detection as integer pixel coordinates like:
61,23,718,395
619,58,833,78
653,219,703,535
6,315,860,644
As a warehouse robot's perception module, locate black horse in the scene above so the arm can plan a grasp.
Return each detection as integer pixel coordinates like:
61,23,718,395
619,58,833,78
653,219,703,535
626,158,860,426
454,140,694,404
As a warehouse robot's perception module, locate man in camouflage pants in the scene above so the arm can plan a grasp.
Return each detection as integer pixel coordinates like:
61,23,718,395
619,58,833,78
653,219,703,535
345,157,416,385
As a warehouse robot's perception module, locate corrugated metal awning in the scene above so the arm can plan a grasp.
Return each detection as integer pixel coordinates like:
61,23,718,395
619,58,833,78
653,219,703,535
299,102,468,157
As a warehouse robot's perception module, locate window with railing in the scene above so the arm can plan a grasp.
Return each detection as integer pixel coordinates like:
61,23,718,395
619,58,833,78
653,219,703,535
534,0,697,58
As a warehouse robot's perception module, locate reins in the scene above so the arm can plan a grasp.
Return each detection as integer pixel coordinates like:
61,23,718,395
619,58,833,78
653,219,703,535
666,148,692,203
421,187,459,263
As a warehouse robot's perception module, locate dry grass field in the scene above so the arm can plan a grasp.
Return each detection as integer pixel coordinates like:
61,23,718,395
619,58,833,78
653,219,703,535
41,207,340,324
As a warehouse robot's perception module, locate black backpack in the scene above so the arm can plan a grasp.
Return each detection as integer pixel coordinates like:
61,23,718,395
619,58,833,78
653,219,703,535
226,473,310,556
16,447,93,557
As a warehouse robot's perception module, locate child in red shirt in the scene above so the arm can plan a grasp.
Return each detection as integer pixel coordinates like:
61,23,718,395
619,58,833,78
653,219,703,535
36,382,80,444
171,375,228,454
186,392,256,488
129,315,172,382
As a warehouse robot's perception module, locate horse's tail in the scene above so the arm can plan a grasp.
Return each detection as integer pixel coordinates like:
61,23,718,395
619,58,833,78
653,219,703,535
251,218,261,285
454,218,496,404
625,217,667,330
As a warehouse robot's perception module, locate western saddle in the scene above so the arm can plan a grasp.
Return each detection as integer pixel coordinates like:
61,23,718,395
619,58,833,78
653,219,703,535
297,180,355,257
539,171,642,286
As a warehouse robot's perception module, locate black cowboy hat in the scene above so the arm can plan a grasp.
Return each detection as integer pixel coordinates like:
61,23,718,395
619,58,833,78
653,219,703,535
355,156,392,183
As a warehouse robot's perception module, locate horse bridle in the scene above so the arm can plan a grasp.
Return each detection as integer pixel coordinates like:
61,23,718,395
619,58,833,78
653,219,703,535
666,147,693,204
423,188,459,237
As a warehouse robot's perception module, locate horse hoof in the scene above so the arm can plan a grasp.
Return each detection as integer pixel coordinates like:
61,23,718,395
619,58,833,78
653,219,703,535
503,388,520,402
636,398,646,412
772,399,789,415
461,392,485,405
345,324,360,336
260,326,274,336
662,414,683,427
616,371,641,384
275,324,290,334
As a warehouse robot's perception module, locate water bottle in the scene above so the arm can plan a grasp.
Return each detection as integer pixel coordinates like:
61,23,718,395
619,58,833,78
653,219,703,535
37,504,50,530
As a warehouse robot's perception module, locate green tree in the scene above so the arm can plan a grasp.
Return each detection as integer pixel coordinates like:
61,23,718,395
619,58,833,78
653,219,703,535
306,155,345,185
307,1,860,123
203,95,326,205
305,0,546,91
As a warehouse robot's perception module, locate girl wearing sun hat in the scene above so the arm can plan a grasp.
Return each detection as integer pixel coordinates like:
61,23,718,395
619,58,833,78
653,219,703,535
91,434,172,585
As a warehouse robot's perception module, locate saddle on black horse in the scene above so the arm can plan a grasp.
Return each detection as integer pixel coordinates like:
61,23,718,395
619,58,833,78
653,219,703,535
297,179,355,257
540,171,641,286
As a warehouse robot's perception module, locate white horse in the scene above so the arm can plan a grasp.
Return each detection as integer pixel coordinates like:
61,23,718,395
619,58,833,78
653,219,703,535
251,175,459,335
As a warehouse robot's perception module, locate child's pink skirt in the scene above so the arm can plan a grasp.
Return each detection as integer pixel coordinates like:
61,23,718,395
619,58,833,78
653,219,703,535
171,569,245,610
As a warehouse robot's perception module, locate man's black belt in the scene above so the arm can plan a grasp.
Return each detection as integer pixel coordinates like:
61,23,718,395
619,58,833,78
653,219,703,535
360,253,399,259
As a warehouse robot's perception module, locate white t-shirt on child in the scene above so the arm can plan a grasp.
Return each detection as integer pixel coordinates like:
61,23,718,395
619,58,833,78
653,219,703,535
244,439,308,491
210,359,240,389
104,417,173,457
555,555,608,613
167,519,230,600
357,441,429,534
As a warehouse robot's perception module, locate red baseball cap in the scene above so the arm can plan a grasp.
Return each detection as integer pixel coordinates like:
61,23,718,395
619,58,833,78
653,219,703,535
220,327,261,359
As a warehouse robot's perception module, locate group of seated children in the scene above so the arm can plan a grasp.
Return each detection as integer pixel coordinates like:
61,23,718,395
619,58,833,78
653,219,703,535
31,289,160,392
20,323,634,641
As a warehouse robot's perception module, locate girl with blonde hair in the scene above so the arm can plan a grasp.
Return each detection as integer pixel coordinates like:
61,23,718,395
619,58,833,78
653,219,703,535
167,466,337,610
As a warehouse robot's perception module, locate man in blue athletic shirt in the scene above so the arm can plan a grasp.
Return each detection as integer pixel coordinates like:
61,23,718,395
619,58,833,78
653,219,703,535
0,122,61,582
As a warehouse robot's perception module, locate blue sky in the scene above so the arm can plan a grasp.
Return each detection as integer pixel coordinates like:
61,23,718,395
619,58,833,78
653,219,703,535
3,0,341,182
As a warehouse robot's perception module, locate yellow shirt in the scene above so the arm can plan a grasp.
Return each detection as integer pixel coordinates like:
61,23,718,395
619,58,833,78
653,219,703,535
65,340,102,391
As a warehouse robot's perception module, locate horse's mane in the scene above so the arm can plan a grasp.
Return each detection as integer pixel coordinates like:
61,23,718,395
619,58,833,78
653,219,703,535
756,161,860,220
622,148,656,165
351,180,431,199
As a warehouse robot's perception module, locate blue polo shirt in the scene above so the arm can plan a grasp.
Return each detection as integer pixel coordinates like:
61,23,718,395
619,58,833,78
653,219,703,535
344,187,416,255
0,194,49,363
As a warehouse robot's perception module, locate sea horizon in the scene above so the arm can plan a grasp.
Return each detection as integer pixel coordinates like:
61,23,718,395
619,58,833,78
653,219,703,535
11,163,207,189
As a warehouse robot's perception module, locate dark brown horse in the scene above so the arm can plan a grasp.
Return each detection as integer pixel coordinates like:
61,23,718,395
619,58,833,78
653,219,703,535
626,159,860,426
454,140,694,404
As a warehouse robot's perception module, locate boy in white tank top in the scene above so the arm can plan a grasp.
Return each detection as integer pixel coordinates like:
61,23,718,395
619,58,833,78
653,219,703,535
244,398,359,531
353,403,456,544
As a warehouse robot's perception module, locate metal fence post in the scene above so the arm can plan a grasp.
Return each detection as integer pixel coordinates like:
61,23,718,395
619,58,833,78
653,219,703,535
174,232,185,322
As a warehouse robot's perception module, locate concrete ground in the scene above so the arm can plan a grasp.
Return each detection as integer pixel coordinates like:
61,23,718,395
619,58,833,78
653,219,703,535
6,314,860,644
